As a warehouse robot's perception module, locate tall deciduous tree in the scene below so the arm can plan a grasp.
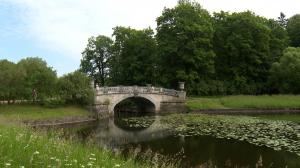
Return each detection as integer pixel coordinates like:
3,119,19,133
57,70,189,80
80,35,113,86
0,59,26,104
107,26,156,86
156,1,215,90
212,11,271,86
265,18,290,63
287,14,300,47
268,47,300,93
18,57,57,100
56,70,94,106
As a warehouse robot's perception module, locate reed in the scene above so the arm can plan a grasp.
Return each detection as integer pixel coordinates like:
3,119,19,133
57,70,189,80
0,118,182,168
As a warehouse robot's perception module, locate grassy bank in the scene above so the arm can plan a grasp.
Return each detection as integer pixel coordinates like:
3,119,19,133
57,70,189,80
0,103,92,119
186,98,226,110
0,119,180,168
220,95,300,108
186,95,300,109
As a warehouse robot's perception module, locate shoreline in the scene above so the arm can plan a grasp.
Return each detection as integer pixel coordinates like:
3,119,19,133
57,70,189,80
188,107,300,115
21,115,96,126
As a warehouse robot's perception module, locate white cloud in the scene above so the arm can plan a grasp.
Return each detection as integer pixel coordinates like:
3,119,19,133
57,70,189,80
1,0,299,62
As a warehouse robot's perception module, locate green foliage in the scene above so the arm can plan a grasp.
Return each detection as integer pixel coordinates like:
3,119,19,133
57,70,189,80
107,26,156,86
265,18,290,63
56,71,94,106
212,11,271,86
80,35,113,86
0,59,26,104
156,1,215,89
18,57,57,101
268,47,300,93
104,98,110,104
277,12,287,29
287,14,300,47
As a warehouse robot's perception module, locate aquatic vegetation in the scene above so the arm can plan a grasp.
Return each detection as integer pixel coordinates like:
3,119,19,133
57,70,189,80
126,114,300,156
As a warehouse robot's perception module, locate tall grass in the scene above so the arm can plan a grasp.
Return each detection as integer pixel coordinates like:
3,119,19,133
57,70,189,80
0,118,181,168
186,99,226,110
220,95,300,108
0,103,92,119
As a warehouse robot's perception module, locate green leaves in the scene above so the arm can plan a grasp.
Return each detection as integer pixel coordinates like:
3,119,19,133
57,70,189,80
107,26,156,86
156,1,215,90
268,47,300,93
287,14,300,47
80,35,113,86
213,11,271,86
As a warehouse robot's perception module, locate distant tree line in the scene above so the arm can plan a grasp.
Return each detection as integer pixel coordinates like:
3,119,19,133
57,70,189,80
80,1,300,96
0,57,94,106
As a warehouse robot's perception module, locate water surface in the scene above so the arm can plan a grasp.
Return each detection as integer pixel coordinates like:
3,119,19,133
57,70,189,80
61,113,300,167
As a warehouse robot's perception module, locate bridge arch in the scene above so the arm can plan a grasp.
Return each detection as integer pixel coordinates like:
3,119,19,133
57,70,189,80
110,94,159,113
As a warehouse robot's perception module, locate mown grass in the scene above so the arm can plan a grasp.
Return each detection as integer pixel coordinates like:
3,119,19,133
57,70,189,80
186,98,226,110
0,118,181,168
220,95,300,108
0,102,92,119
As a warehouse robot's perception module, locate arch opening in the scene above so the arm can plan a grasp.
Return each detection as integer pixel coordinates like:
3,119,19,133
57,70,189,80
111,95,158,114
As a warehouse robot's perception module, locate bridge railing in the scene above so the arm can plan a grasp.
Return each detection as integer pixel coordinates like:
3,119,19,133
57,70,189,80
97,85,182,97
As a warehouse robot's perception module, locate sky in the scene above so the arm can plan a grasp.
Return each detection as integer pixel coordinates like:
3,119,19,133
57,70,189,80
1,0,299,77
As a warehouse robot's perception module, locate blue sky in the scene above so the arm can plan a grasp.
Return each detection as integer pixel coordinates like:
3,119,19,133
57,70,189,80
1,0,299,77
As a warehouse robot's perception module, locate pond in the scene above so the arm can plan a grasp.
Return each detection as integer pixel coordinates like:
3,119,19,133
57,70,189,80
60,113,300,167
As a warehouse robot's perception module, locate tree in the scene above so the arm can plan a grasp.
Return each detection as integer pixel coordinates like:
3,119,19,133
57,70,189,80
107,26,156,86
212,11,271,88
80,35,113,86
268,47,300,93
18,57,57,100
287,14,300,47
278,12,287,29
155,1,215,90
265,18,290,63
0,59,26,104
56,70,94,106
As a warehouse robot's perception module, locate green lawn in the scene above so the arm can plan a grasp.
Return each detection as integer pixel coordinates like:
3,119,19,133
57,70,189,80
187,94,300,109
220,95,300,108
0,103,92,119
186,98,226,110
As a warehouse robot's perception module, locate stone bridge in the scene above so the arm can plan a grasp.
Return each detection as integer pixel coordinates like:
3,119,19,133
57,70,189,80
89,82,187,116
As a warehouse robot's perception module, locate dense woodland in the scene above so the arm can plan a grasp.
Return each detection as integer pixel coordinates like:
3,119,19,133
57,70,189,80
1,1,300,105
80,1,300,95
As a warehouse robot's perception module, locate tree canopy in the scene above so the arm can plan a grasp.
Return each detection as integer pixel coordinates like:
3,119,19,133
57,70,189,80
156,1,215,91
106,26,156,86
80,35,113,86
287,14,300,47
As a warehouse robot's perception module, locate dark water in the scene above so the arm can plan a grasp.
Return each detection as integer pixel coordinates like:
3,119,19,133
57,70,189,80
62,113,300,168
253,114,300,123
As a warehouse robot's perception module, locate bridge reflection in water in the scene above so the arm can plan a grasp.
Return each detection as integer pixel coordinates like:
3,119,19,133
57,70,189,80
80,114,178,151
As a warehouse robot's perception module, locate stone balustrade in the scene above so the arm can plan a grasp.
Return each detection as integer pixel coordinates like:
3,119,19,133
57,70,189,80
97,85,182,97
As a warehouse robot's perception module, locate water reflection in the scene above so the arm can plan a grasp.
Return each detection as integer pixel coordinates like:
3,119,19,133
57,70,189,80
57,113,300,167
